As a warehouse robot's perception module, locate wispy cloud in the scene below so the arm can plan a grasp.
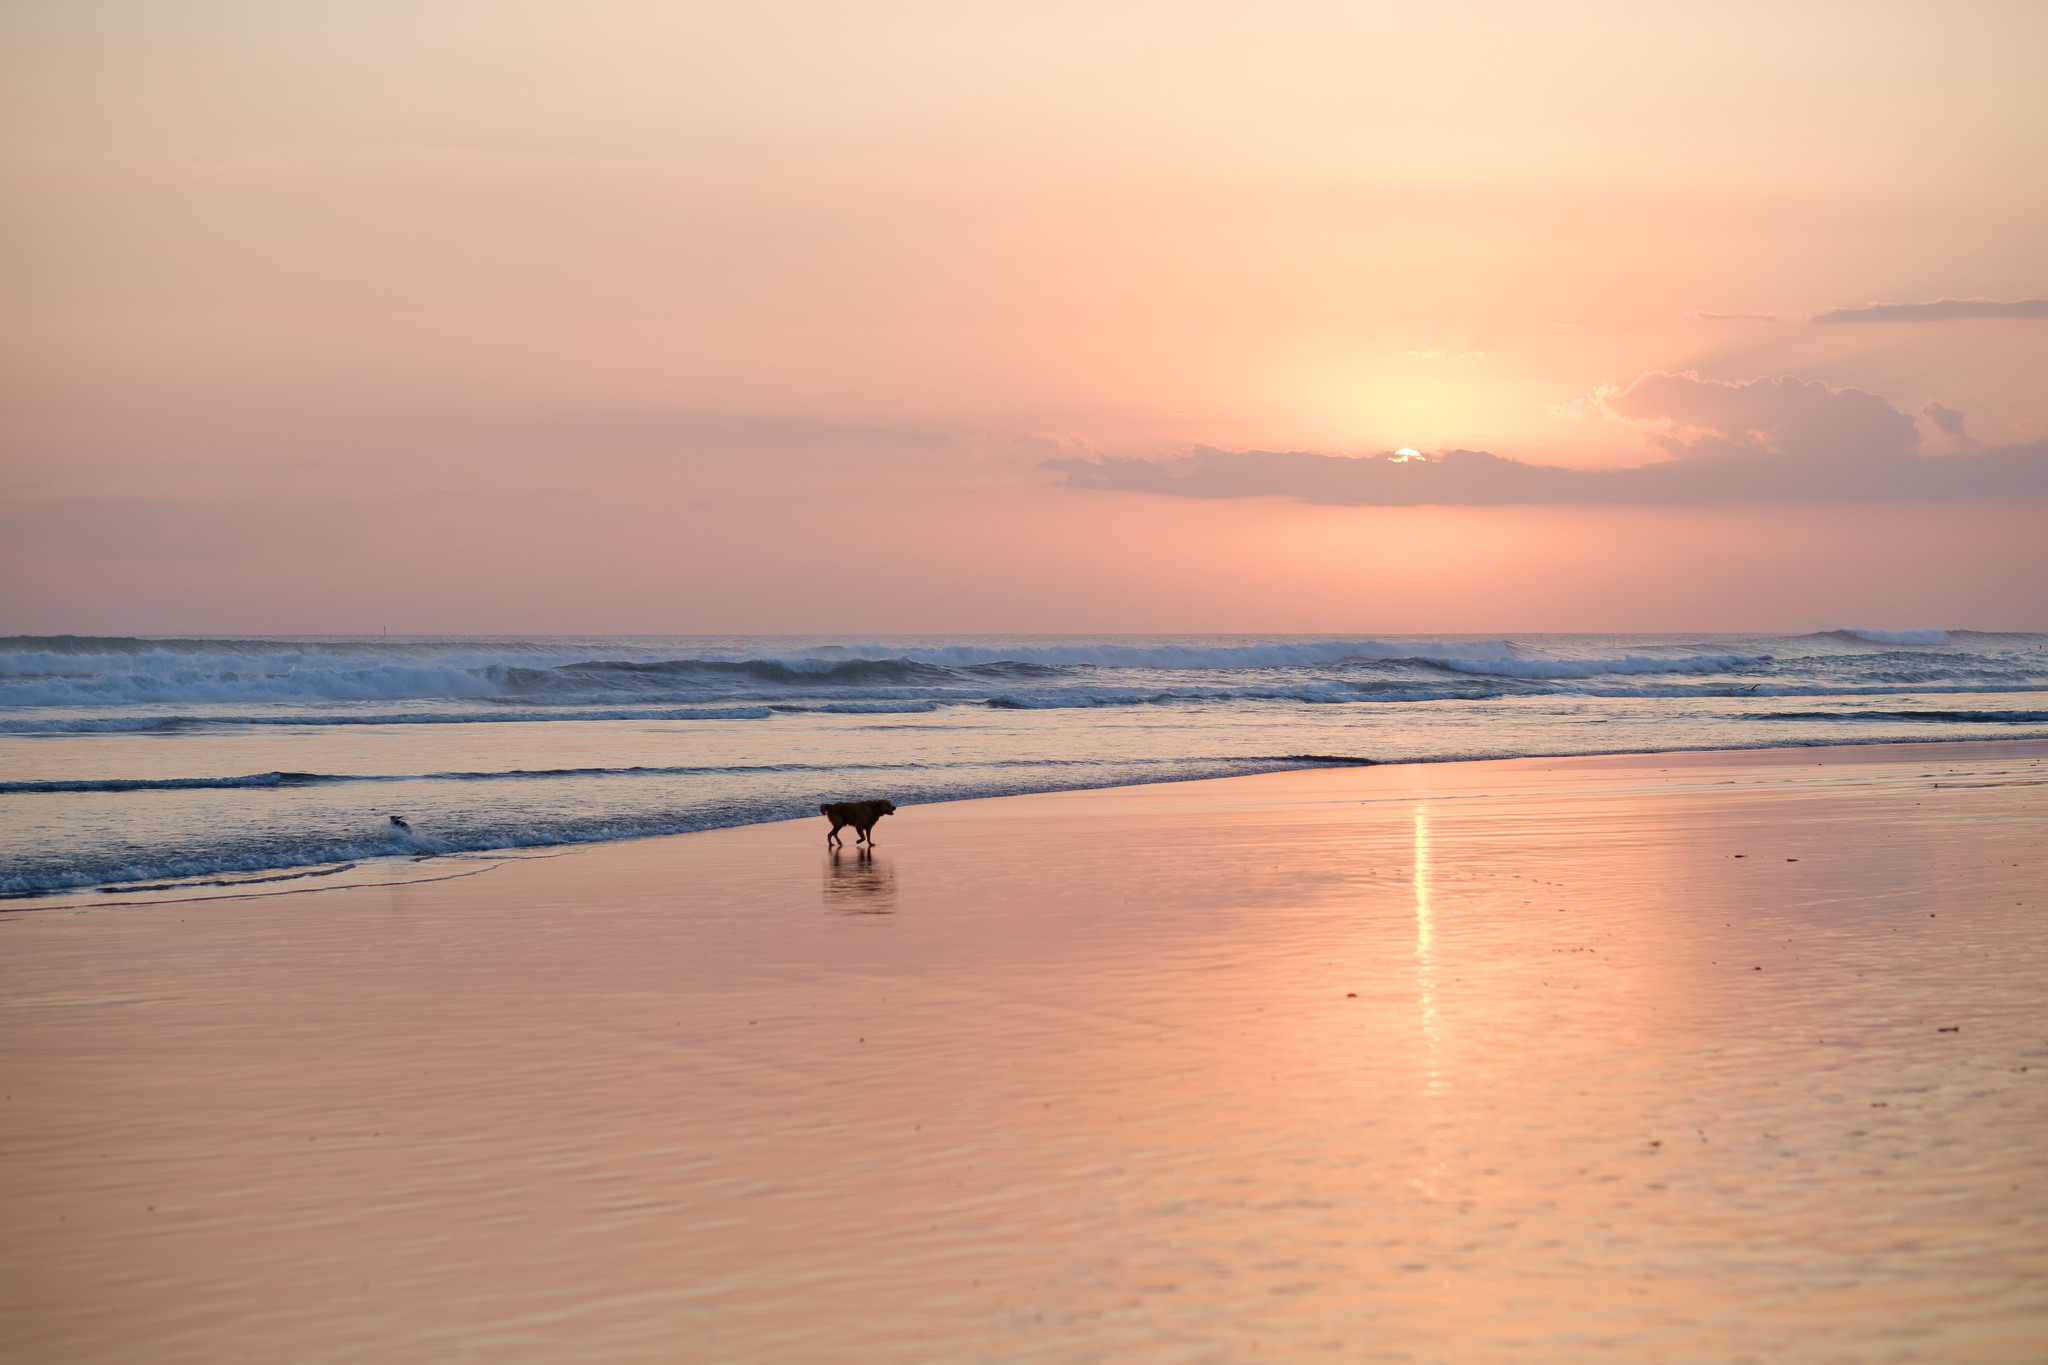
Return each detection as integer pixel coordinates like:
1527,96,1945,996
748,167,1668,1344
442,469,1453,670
1690,311,1782,322
1047,373,2048,506
1813,298,2048,324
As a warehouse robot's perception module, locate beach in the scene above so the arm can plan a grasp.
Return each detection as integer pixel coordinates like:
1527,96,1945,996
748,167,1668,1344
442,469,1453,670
3,739,2044,1362
13,4,2048,1359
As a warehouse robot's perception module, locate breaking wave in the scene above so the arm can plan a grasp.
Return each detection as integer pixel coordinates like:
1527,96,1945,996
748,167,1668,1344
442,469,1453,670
0,634,1775,713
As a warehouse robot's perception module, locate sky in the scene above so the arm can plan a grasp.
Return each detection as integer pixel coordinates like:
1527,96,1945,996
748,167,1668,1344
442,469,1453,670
3,0,2045,635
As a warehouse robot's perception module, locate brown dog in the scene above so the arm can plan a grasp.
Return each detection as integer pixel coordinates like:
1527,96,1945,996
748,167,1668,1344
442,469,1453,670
820,799,896,848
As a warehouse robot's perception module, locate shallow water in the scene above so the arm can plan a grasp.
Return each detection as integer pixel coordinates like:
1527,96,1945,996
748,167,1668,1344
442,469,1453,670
3,742,2043,1361
4,630,2047,896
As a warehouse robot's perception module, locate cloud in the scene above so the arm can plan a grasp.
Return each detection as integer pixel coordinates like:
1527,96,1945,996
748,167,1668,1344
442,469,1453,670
1014,432,1099,456
1919,400,1979,455
1813,298,2048,323
1920,401,1967,439
1603,372,1917,465
1046,373,2048,506
1691,311,1781,322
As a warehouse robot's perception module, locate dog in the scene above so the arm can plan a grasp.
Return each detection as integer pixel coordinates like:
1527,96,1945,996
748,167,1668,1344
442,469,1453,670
821,799,896,848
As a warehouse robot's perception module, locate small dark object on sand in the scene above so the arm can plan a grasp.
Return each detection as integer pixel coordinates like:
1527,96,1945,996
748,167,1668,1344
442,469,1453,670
389,815,411,831
1938,1026,1960,1032
821,799,896,848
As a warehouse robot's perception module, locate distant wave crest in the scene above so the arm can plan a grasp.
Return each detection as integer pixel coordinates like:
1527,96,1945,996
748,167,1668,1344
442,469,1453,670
1829,627,1952,646
1422,651,1759,680
3,633,2042,739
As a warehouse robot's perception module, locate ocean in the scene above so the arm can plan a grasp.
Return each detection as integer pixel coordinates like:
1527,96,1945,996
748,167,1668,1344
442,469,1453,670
3,629,2045,900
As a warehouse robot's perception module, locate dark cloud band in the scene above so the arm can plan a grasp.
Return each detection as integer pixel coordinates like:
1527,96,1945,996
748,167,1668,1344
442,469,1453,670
1814,298,2048,323
1047,443,2048,505
1047,373,2048,507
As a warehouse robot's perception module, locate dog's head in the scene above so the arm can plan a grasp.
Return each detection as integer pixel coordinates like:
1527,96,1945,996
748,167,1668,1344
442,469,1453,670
878,801,897,817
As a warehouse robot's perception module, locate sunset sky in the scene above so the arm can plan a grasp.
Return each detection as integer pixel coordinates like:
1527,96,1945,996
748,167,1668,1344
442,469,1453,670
4,1,2045,634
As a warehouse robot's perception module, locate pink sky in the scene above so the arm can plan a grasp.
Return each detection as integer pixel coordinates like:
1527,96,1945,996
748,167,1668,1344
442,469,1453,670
4,2,2045,634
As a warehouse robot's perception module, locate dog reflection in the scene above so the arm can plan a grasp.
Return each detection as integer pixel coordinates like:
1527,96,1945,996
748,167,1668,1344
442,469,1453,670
823,848,896,914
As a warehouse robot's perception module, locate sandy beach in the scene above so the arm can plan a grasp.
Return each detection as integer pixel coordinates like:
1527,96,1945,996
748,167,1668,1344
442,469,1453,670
3,739,2044,1363
14,5,2047,1359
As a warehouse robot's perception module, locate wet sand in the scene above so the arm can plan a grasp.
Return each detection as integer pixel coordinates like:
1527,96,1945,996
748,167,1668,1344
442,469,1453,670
3,740,2045,1362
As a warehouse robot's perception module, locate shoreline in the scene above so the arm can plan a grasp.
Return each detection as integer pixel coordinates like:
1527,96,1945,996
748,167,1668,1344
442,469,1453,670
12,731,2048,908
4,736,2044,1360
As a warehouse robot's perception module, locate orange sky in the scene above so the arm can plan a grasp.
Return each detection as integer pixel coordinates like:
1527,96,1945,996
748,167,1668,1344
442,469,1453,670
4,2,2045,633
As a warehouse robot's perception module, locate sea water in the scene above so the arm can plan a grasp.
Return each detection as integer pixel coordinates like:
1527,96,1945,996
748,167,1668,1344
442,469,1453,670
3,628,2045,898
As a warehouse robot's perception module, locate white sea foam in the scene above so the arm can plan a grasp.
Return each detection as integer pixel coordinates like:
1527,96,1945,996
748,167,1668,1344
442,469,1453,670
0,636,1782,712
0,651,504,707
0,635,1743,709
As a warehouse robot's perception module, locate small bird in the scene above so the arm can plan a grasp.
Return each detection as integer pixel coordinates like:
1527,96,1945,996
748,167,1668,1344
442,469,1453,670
389,815,411,831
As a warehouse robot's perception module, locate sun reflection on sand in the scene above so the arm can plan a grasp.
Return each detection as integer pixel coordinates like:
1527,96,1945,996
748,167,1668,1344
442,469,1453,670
1413,803,1446,1098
